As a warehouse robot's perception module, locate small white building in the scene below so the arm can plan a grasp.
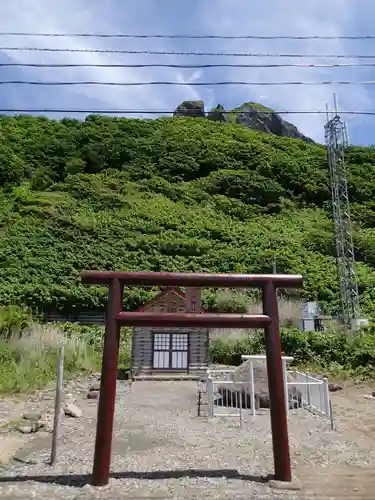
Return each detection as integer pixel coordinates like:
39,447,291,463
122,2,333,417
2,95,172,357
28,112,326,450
300,301,325,332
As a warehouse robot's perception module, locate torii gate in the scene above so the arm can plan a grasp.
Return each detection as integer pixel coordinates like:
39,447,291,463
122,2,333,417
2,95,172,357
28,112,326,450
80,271,303,487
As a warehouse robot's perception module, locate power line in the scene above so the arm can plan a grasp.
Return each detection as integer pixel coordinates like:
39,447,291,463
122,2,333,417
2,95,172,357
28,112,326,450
2,80,375,86
3,62,375,69
1,109,375,116
1,32,375,40
2,47,375,59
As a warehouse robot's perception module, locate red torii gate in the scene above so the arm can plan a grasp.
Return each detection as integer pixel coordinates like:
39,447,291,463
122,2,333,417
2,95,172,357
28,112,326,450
80,271,303,487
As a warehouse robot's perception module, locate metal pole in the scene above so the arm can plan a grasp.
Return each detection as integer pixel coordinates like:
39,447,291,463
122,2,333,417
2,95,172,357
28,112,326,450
262,281,292,482
249,361,256,417
282,358,289,416
91,278,123,486
323,378,331,418
333,93,338,116
207,376,214,418
325,103,330,123
239,391,243,428
329,400,334,431
197,389,202,417
306,373,311,407
50,345,64,466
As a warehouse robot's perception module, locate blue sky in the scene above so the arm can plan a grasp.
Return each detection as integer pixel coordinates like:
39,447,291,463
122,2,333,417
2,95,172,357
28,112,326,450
0,0,375,145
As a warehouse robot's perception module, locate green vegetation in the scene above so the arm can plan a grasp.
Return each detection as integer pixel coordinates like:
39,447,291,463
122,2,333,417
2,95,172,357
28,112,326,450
1,113,375,317
0,305,129,394
210,326,375,381
1,111,375,390
1,303,374,394
0,307,98,394
59,322,131,370
226,102,274,123
209,291,375,380
0,326,98,394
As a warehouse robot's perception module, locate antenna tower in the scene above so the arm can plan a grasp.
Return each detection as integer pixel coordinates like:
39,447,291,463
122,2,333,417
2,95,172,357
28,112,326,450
324,94,359,327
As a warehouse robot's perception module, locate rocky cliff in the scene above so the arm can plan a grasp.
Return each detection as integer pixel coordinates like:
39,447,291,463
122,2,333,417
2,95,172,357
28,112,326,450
173,100,205,118
175,101,314,143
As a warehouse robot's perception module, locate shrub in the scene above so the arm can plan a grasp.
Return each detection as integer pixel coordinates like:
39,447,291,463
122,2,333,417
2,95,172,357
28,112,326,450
0,323,98,394
0,306,33,340
209,334,261,365
209,289,250,313
209,326,375,379
57,322,105,352
58,322,131,368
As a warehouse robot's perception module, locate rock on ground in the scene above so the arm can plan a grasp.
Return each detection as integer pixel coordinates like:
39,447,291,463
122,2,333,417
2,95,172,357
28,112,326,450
63,403,82,418
214,360,303,409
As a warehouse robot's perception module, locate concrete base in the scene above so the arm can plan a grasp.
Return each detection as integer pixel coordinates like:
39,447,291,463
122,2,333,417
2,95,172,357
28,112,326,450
268,479,301,491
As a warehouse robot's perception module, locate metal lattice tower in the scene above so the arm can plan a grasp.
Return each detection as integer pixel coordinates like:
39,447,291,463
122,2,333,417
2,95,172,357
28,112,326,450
324,96,360,327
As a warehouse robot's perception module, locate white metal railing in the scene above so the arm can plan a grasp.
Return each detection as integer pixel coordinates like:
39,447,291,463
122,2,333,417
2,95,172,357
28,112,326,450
205,356,331,421
206,377,254,419
240,355,294,416
286,370,331,418
208,369,235,381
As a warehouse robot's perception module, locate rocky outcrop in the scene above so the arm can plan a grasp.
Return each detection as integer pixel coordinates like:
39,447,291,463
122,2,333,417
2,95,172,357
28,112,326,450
216,385,302,410
173,100,205,118
235,105,314,143
173,100,314,143
207,104,228,123
214,360,303,411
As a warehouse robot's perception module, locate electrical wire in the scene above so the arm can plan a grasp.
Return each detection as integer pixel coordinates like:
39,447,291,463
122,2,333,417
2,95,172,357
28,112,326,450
2,80,375,86
3,62,375,69
2,47,374,59
0,109,373,116
1,32,375,40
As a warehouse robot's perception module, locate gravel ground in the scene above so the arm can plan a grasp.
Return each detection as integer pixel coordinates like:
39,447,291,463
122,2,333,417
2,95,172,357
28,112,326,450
1,378,375,499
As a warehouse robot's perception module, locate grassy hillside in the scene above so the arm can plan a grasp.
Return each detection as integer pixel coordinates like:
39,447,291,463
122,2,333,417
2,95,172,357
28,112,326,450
1,114,375,317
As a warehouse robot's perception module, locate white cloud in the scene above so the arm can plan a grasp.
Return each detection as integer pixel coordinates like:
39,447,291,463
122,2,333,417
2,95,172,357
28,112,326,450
0,0,201,110
0,0,374,141
198,0,375,140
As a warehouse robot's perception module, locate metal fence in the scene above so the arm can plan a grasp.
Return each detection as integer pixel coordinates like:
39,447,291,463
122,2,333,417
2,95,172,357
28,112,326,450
206,377,254,420
240,355,293,417
205,357,331,421
286,370,331,418
44,311,105,325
